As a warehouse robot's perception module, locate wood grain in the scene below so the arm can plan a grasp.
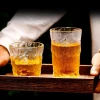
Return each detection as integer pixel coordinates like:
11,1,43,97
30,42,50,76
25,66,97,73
0,64,99,93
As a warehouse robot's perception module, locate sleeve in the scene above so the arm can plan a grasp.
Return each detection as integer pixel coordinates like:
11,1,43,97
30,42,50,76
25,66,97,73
90,11,100,56
0,9,66,52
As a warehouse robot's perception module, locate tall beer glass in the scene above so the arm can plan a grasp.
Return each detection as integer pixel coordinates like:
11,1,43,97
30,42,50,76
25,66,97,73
50,27,82,78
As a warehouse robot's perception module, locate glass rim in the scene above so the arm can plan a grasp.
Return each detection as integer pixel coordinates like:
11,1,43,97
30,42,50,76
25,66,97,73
50,27,82,32
9,41,44,48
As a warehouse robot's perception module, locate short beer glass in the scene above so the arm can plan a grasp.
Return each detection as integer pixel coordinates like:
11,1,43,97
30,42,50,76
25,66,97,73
9,41,44,76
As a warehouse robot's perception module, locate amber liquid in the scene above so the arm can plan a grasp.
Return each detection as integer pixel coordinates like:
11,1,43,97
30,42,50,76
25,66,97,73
10,56,42,76
51,42,81,78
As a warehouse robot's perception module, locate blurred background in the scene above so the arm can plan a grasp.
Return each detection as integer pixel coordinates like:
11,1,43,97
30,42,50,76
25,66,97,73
0,8,93,99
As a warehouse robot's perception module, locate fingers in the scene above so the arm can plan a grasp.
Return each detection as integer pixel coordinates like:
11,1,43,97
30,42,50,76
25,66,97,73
90,65,100,76
0,46,10,67
90,53,100,76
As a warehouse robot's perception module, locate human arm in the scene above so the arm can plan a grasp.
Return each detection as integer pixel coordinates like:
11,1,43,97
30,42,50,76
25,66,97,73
90,11,100,75
0,9,66,67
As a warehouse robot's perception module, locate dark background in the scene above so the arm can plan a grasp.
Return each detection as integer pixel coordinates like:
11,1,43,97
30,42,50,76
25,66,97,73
0,8,92,65
36,8,92,65
0,8,93,99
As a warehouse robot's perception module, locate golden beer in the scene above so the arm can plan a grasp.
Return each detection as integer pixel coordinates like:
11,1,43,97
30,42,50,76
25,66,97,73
51,42,81,78
10,56,42,76
9,42,44,76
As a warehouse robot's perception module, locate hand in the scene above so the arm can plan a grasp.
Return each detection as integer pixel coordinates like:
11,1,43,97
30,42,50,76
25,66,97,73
0,45,10,67
90,52,100,76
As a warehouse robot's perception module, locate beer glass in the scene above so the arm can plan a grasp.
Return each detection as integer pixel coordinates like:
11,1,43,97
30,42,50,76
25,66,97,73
50,27,82,78
9,41,44,76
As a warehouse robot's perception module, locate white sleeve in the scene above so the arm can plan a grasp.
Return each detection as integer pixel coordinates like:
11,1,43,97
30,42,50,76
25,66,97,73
90,11,100,56
0,9,66,52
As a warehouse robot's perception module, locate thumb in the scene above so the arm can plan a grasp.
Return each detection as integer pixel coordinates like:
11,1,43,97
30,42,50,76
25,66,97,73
90,53,100,76
90,65,100,76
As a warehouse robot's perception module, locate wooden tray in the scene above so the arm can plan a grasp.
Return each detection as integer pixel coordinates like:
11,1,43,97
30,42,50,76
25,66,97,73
0,64,99,93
